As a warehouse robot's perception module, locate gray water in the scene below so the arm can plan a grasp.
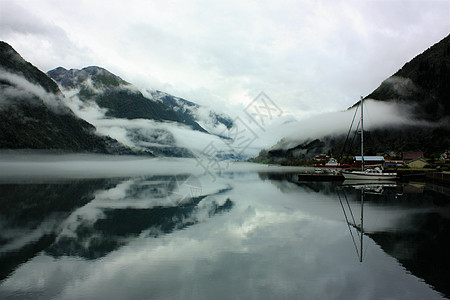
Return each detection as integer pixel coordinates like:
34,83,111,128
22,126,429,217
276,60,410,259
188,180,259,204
0,157,449,299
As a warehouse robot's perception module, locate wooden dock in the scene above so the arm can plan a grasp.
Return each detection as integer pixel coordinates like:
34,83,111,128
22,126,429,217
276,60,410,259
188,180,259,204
426,171,450,185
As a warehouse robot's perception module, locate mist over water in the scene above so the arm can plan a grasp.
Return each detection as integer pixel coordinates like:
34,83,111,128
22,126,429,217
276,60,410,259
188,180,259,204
0,153,305,180
0,155,449,299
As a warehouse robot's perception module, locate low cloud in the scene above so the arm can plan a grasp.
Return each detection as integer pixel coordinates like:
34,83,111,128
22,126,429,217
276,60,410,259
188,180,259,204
382,76,417,98
192,106,231,136
61,91,235,157
269,99,430,150
0,69,70,114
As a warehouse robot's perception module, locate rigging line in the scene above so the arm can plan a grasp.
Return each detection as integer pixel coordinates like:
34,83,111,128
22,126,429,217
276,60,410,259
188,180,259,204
339,105,359,162
337,189,360,258
348,120,361,160
343,189,361,240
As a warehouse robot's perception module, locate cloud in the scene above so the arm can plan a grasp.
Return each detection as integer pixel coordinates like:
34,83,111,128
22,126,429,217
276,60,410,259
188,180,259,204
1,0,449,120
269,99,432,150
0,0,95,71
381,76,417,97
60,90,238,157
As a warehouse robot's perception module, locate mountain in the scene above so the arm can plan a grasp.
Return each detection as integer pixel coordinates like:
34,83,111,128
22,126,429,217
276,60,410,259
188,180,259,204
0,41,134,154
0,42,60,95
148,90,234,135
47,66,207,133
45,66,200,157
254,34,450,164
47,66,239,157
364,34,450,121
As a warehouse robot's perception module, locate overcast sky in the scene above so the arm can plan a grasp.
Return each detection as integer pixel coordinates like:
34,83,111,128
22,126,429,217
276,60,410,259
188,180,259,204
1,0,449,119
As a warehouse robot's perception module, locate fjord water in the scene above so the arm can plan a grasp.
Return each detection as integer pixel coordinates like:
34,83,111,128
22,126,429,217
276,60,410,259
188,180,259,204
0,157,449,299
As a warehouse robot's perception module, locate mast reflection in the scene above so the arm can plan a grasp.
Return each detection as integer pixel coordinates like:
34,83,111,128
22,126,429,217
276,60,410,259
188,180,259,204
337,181,398,262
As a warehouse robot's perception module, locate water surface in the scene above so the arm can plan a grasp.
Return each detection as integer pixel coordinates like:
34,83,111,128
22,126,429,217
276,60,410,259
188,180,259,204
0,157,449,299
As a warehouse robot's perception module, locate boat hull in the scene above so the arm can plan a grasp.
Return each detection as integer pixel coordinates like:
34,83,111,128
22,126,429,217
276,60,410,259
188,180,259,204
341,171,397,180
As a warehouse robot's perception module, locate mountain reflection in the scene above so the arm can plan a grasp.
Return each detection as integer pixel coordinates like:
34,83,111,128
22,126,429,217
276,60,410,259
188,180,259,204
0,179,110,280
45,175,233,259
0,176,234,277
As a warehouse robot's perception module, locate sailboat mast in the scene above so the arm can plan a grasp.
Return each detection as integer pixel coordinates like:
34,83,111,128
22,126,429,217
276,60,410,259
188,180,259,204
360,96,364,171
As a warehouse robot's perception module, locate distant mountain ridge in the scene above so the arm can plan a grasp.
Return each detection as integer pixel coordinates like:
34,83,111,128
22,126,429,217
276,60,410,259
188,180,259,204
47,66,128,90
148,89,234,134
46,65,239,157
47,66,207,133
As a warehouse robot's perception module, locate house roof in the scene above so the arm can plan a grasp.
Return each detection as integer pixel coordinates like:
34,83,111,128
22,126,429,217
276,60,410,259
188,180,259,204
407,158,427,163
354,156,384,161
403,151,424,160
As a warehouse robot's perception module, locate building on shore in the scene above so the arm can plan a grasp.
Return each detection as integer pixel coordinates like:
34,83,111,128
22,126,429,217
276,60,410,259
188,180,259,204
440,151,450,161
403,151,424,162
406,158,428,169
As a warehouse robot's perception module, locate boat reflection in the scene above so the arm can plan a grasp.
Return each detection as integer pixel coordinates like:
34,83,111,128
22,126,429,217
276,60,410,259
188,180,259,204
337,181,399,262
337,180,450,298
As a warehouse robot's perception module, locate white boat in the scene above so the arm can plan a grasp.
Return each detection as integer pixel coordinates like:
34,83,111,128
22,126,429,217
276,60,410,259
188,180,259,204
342,167,397,180
341,97,397,180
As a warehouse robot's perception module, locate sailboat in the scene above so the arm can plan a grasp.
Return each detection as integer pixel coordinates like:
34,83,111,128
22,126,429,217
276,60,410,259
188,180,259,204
341,97,397,180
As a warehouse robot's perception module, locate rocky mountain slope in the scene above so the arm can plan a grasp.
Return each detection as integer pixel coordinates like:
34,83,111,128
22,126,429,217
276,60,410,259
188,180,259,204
148,89,233,136
47,66,207,132
0,41,133,154
46,66,236,157
0,41,237,157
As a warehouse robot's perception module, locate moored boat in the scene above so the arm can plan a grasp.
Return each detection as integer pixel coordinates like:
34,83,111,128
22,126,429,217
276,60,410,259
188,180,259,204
341,97,397,180
341,167,397,180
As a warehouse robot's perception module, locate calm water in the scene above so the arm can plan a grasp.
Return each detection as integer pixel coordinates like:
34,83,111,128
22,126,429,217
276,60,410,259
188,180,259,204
0,158,449,299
